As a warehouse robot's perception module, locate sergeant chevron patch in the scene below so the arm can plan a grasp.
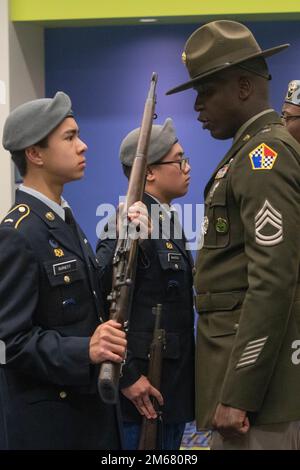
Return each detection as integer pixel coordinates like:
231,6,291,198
255,200,283,246
236,336,268,369
249,143,277,170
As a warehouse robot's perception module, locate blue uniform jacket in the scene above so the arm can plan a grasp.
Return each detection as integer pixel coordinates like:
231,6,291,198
97,193,195,424
0,190,120,449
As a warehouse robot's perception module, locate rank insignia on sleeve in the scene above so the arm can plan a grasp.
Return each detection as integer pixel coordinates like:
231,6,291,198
249,143,278,170
255,199,283,246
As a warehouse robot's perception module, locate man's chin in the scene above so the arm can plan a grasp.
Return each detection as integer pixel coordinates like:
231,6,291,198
210,129,231,140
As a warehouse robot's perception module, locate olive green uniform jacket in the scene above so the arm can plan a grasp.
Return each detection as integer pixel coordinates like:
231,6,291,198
194,110,300,429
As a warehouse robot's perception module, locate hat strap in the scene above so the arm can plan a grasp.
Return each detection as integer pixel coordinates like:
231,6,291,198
237,64,271,81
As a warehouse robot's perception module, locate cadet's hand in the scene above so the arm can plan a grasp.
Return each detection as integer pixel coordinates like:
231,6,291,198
121,375,164,419
89,320,127,364
118,201,152,240
212,403,250,439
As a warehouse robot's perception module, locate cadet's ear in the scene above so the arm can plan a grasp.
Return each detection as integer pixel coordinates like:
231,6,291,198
25,146,44,167
146,167,155,182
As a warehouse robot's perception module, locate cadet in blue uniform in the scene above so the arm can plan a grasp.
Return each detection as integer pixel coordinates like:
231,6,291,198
282,80,300,143
167,21,300,449
97,119,195,450
0,92,133,449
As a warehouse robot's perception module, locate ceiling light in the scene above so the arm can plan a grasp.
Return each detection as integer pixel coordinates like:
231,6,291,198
139,18,158,23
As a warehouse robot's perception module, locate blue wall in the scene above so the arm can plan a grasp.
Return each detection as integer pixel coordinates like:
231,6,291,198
45,21,300,248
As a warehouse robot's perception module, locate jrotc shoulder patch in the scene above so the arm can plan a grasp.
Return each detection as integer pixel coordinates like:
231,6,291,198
249,143,278,170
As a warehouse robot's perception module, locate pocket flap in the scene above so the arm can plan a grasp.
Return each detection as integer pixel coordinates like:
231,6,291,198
43,257,85,287
207,179,227,207
158,251,185,271
195,291,245,313
208,310,241,337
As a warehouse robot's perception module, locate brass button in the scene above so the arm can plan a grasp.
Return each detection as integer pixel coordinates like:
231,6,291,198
18,206,26,213
59,391,67,399
45,211,55,221
234,323,239,331
64,275,71,284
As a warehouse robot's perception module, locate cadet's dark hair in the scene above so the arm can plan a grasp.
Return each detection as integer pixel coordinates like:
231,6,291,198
11,135,49,177
122,164,132,179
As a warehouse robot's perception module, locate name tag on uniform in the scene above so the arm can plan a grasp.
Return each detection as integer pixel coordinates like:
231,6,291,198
53,259,77,276
167,253,182,262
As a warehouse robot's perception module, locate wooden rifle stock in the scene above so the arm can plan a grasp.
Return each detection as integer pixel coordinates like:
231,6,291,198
97,73,158,404
138,304,166,450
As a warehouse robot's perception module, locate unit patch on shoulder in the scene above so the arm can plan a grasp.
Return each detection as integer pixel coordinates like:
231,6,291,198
249,143,277,170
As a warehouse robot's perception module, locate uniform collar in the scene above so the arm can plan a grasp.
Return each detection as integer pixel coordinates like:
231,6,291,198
15,189,85,261
144,192,176,218
19,184,70,221
233,109,274,144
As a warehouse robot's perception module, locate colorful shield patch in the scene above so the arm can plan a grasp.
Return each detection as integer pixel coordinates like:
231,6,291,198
249,143,278,170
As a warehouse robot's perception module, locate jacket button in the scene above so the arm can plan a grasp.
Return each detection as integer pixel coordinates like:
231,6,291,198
174,264,179,269
64,275,71,284
59,391,67,399
234,323,239,331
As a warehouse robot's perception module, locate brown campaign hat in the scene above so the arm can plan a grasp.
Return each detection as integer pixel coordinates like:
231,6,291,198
166,20,289,95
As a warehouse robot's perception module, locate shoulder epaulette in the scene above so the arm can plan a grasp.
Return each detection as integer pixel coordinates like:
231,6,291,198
1,204,30,229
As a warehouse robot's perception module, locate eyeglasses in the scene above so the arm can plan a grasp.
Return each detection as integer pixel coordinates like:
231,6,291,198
281,114,300,123
152,157,190,171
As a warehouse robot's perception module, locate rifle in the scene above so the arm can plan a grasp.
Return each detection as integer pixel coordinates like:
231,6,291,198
138,304,166,450
97,72,158,404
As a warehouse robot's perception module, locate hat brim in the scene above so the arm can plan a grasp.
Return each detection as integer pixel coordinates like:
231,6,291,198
166,43,289,95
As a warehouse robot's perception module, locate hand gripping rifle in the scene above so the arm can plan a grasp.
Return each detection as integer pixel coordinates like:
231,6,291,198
138,304,166,450
97,73,158,404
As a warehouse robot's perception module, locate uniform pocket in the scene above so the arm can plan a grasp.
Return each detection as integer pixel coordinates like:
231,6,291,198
208,309,241,337
41,258,87,326
43,257,85,286
203,179,230,249
157,251,186,302
157,251,186,271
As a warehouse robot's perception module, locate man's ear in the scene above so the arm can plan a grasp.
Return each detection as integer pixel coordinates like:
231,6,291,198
239,76,253,101
25,146,44,167
146,167,155,182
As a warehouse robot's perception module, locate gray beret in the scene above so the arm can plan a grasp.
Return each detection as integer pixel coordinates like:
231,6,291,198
120,118,178,167
285,80,300,106
3,91,73,152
